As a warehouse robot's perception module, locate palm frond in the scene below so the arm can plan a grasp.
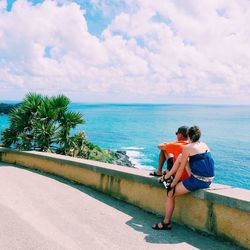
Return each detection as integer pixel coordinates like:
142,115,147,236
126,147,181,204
1,128,17,147
60,111,84,128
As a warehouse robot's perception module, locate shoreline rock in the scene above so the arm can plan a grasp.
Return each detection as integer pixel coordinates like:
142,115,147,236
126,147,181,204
108,150,135,168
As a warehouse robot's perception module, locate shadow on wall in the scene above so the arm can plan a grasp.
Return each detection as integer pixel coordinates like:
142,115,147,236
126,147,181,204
0,163,240,250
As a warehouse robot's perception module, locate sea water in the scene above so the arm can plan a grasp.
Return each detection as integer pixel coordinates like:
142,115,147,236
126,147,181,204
0,104,249,190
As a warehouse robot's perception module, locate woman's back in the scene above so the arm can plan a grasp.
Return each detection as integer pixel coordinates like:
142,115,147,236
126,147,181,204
184,126,214,179
186,141,214,177
187,141,209,156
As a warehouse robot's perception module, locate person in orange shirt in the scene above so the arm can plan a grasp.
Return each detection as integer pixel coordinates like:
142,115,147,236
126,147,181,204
150,126,189,181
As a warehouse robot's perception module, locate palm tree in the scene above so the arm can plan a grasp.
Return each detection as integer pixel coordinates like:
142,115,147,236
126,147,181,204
1,93,119,165
1,93,84,152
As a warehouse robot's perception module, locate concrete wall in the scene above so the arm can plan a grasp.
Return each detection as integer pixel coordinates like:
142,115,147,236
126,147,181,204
0,147,249,249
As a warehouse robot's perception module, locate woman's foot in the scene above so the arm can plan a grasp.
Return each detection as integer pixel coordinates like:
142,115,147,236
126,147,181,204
152,221,172,230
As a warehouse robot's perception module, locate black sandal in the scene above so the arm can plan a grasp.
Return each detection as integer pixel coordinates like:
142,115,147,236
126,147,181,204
149,171,162,177
152,221,172,230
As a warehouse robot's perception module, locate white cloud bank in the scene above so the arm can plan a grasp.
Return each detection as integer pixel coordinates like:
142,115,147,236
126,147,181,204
0,0,250,104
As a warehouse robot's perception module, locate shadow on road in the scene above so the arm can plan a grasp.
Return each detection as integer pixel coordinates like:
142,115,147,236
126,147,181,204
1,163,241,250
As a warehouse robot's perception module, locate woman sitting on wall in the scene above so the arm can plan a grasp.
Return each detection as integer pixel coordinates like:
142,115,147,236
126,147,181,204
152,125,215,230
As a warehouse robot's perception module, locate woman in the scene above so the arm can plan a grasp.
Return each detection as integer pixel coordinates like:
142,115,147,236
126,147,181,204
152,125,214,230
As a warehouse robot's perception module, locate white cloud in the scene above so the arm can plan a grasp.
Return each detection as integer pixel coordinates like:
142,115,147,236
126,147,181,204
0,0,250,104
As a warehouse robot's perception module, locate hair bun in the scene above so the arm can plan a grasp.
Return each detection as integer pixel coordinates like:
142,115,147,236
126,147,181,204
188,126,201,142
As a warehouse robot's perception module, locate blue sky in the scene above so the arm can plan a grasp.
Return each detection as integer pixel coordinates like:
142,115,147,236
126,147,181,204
0,0,250,104
6,0,114,35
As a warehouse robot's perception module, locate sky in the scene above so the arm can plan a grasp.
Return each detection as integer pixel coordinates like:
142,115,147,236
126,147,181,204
0,0,250,104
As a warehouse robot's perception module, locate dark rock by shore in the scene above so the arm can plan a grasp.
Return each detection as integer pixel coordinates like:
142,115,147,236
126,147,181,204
108,150,135,168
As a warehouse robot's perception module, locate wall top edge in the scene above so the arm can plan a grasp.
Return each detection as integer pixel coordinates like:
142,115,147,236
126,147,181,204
0,147,249,212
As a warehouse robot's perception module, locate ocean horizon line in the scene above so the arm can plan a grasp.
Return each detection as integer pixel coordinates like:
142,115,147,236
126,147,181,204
1,100,250,107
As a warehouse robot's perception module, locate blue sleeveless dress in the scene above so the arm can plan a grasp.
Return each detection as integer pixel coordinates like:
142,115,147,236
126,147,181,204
183,152,214,191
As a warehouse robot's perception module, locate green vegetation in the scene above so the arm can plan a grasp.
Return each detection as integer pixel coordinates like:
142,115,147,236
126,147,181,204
1,93,117,164
67,132,117,163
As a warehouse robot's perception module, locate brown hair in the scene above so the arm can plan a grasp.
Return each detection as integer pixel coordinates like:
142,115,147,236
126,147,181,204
188,126,201,142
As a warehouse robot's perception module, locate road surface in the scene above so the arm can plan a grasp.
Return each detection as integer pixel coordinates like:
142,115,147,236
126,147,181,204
0,163,240,250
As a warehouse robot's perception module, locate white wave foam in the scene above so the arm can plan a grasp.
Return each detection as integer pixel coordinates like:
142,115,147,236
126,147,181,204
124,147,154,171
126,150,143,158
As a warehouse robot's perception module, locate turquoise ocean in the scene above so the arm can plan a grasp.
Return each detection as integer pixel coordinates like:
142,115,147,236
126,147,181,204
1,103,250,190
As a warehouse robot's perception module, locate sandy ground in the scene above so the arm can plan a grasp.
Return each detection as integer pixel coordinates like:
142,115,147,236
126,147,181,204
0,162,241,250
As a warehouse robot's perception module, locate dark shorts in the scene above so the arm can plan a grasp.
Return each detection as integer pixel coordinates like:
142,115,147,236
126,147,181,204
182,175,211,191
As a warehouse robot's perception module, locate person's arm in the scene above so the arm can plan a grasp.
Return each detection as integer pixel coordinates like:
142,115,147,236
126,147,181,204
164,159,180,177
170,147,189,187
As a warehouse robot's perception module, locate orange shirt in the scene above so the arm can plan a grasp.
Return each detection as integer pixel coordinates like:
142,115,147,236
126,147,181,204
164,140,189,181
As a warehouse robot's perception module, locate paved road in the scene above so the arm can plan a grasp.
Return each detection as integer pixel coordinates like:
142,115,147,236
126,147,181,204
0,163,241,250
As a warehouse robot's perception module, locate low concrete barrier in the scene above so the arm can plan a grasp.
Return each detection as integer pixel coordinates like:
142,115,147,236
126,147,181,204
0,147,249,249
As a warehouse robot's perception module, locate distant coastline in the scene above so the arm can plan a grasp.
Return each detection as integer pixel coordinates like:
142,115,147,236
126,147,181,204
0,103,19,115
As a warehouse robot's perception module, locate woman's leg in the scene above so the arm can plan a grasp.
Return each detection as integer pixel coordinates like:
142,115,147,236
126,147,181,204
153,156,190,229
153,182,190,229
163,182,190,224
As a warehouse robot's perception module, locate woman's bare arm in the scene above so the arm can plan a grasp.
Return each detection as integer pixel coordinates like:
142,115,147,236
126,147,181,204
165,158,180,177
170,147,189,187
